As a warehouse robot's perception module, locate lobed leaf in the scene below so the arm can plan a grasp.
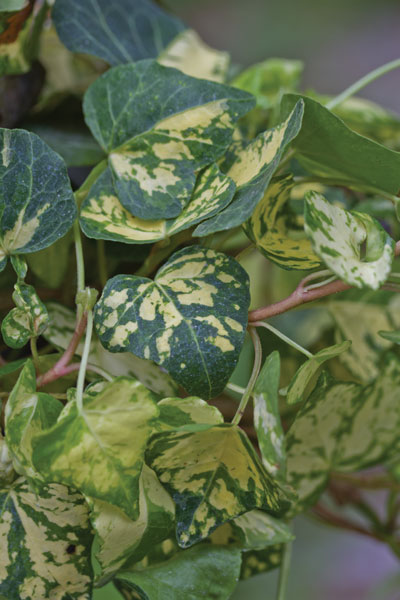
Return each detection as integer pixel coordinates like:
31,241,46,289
304,191,394,290
53,0,185,66
146,423,291,547
0,479,93,600
32,377,159,519
94,246,250,398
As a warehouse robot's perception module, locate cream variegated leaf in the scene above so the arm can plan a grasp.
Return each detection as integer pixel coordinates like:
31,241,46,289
243,175,320,270
304,191,395,290
156,396,224,433
94,246,250,399
158,29,230,83
0,433,14,484
253,351,286,481
0,478,93,600
31,377,159,519
0,129,76,272
1,282,49,349
146,424,291,548
240,546,284,579
194,100,304,236
89,465,175,582
83,60,254,220
286,340,351,405
80,164,235,244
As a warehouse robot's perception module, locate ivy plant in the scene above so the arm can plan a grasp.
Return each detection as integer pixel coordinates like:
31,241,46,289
0,1,400,599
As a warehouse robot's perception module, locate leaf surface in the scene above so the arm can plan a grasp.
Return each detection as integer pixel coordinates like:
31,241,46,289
156,396,224,432
1,282,49,349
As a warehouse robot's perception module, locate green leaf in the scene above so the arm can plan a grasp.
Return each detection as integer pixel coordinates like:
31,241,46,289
0,433,14,485
94,246,250,398
10,254,27,279
0,1,26,10
286,340,351,405
44,301,179,397
379,329,400,344
240,545,284,579
90,465,175,582
80,163,236,244
32,377,159,519
193,100,304,236
286,354,400,511
146,423,291,547
304,191,394,290
26,233,72,289
5,361,63,479
1,282,49,348
0,128,76,271
115,545,242,600
0,478,93,600
158,29,230,83
83,60,254,220
157,396,224,432
243,174,320,270
53,0,185,66
281,94,400,195
253,351,286,481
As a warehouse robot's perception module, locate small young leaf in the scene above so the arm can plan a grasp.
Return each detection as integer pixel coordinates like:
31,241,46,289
0,479,94,600
10,254,27,279
53,0,185,66
94,246,250,399
1,282,49,348
253,351,286,480
304,191,394,290
146,423,291,547
32,377,159,519
243,174,320,270
286,340,351,405
193,100,304,235
158,29,230,83
0,128,76,271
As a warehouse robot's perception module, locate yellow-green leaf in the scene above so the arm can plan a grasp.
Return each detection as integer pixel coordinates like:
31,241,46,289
1,282,49,349
156,396,224,433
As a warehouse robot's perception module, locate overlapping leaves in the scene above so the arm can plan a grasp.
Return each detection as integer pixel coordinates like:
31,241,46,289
1,282,49,349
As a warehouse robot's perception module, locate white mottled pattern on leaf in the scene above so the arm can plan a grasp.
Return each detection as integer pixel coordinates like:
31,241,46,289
1,283,49,349
304,191,394,290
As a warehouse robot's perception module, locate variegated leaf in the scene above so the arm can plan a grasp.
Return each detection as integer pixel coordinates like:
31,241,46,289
156,396,224,433
158,29,230,83
0,478,93,600
90,465,175,582
286,354,400,511
193,100,304,236
115,545,242,600
5,361,62,479
0,433,14,484
83,60,254,220
286,340,351,405
1,282,49,348
253,351,286,481
44,301,178,397
94,246,250,398
240,545,284,579
32,377,159,519
243,175,320,270
80,163,235,244
53,0,185,66
146,423,291,547
0,1,35,76
0,128,76,272
304,191,395,290
10,254,27,278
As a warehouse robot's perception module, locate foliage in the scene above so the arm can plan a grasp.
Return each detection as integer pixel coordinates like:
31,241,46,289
0,1,399,599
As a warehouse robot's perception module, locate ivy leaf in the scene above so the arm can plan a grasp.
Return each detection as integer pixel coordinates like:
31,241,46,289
32,377,159,519
286,340,351,405
94,246,250,399
90,466,175,582
158,29,230,83
0,128,76,272
1,282,49,348
193,100,304,236
281,94,400,195
80,163,236,244
53,0,185,66
5,361,63,480
243,174,320,270
83,60,255,220
0,479,93,600
114,545,242,600
304,191,395,290
253,351,286,481
146,423,291,547
157,396,224,432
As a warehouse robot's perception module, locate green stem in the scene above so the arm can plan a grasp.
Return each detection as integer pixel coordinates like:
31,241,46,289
232,328,262,425
97,240,108,288
73,220,85,318
326,58,400,110
276,535,293,600
76,311,94,412
251,321,313,359
225,382,246,396
30,337,40,369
